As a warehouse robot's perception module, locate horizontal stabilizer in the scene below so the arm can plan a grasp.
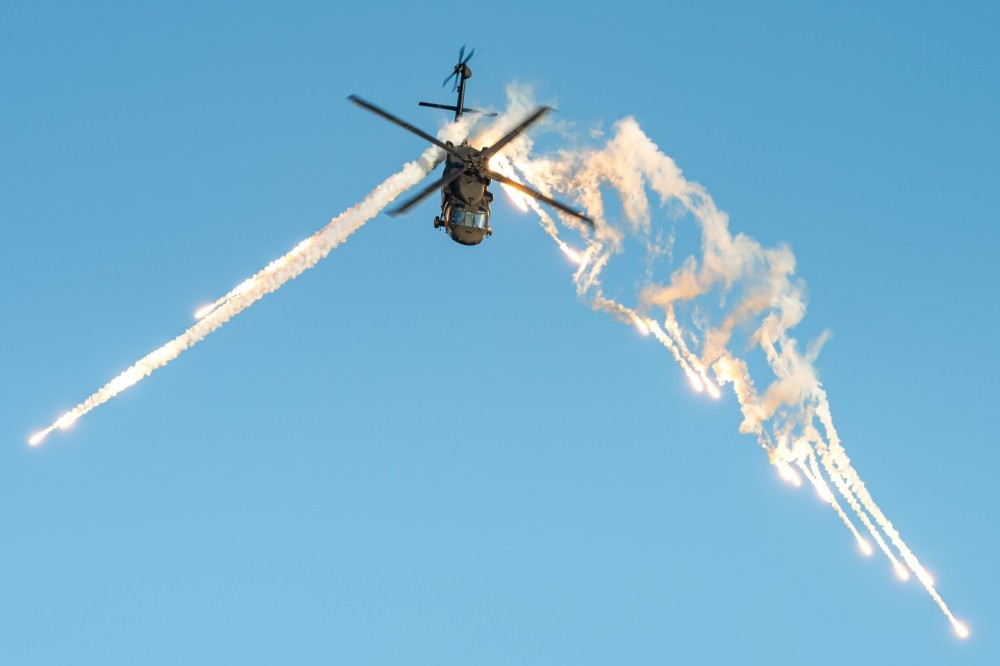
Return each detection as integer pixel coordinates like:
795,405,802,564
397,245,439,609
419,101,498,117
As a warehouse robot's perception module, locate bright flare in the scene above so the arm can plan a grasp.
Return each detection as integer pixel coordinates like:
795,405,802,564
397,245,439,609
858,539,874,557
559,243,582,264
798,460,835,504
686,368,705,393
492,157,532,212
952,620,970,639
502,185,531,212
630,313,650,336
895,563,911,581
56,412,79,430
646,319,706,394
28,430,49,447
194,304,217,320
777,463,802,487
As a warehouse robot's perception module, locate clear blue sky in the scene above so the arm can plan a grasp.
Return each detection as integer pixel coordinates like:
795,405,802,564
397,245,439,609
2,1,997,664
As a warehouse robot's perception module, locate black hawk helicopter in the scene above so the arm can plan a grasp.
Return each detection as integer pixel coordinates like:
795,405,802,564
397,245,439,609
349,47,594,246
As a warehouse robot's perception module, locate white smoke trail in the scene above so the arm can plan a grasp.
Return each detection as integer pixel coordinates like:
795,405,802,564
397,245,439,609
796,457,870,551
493,85,967,636
29,136,457,447
27,85,969,637
646,319,704,392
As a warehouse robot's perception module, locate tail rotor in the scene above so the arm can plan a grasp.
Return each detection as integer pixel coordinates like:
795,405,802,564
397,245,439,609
442,45,475,91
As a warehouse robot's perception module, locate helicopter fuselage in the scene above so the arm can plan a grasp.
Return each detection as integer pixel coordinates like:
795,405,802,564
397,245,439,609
434,142,494,246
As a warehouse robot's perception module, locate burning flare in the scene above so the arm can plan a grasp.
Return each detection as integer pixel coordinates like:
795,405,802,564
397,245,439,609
952,620,970,639
194,303,218,320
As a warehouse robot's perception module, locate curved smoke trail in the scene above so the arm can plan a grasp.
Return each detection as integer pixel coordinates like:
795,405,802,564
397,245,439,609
492,85,967,637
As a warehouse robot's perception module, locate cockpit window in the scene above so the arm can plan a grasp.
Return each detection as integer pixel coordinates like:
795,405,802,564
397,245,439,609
451,207,489,229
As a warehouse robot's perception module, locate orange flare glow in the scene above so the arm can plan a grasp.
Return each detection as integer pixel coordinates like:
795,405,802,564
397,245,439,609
29,430,48,447
858,540,874,556
895,563,911,581
500,184,530,212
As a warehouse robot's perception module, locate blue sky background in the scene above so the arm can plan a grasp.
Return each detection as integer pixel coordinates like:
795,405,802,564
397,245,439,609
2,1,998,664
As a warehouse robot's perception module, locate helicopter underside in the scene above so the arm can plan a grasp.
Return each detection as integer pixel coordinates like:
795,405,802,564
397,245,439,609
434,154,494,246
447,223,490,246
437,192,492,246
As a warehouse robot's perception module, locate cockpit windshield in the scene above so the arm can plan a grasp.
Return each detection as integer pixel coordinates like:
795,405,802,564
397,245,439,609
450,206,489,229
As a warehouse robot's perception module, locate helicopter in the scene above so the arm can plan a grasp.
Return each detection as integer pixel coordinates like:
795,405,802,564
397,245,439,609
349,47,594,246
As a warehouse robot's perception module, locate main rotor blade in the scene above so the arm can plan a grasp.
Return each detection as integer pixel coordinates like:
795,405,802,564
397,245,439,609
480,106,552,159
348,95,464,160
486,169,594,228
390,167,465,217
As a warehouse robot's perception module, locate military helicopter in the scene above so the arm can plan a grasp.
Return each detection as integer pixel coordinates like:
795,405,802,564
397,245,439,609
349,47,594,246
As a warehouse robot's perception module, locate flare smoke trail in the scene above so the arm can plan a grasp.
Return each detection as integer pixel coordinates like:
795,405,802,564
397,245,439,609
28,84,966,638
28,128,464,447
493,85,967,637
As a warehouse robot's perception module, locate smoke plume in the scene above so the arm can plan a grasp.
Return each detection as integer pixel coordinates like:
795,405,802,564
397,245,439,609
493,84,967,637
